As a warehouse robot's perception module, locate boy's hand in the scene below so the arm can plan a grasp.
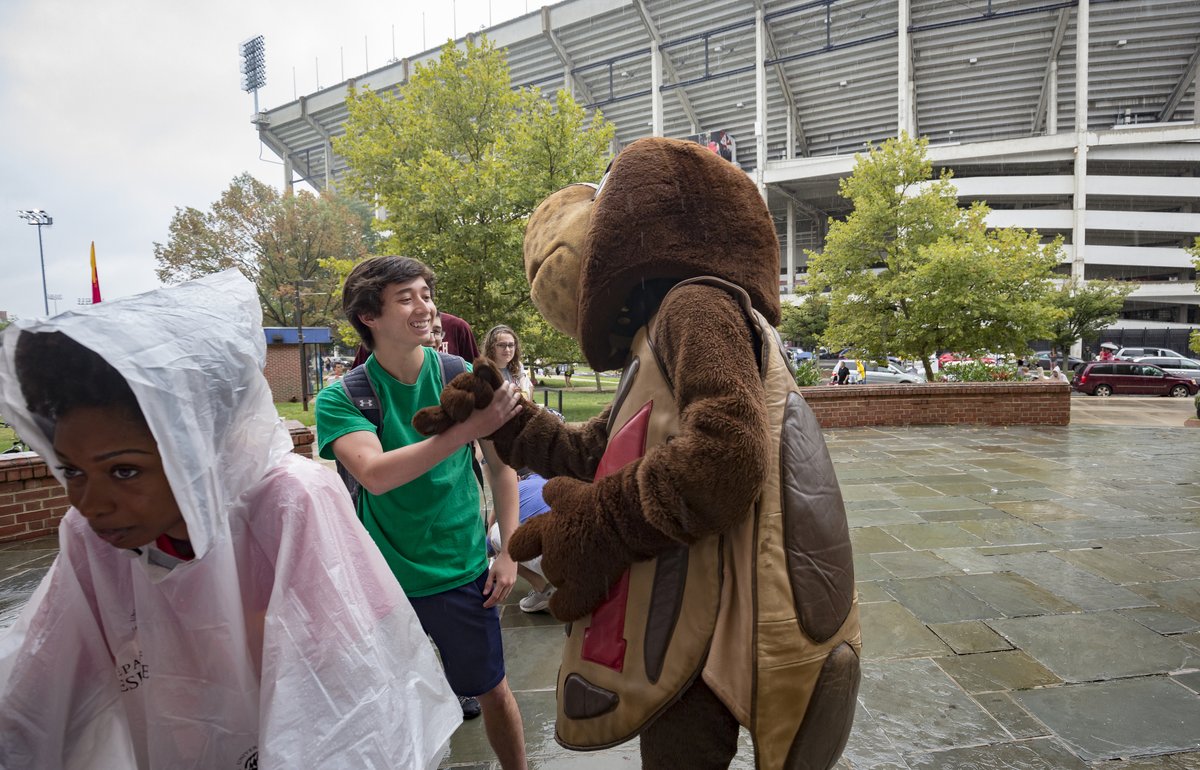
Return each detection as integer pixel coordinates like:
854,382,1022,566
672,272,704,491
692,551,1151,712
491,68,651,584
412,358,507,436
462,383,523,441
482,552,518,608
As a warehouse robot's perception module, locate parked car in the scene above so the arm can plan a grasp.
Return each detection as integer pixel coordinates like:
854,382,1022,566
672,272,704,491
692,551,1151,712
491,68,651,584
1133,356,1200,382
1113,346,1186,361
786,347,815,362
1032,351,1084,373
840,359,925,385
1072,362,1198,397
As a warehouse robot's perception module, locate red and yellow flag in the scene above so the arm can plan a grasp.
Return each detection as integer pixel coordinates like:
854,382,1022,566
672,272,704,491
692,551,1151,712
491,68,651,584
90,242,102,304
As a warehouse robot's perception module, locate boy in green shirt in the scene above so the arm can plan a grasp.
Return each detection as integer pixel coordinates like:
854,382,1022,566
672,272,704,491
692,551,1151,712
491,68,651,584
315,256,527,769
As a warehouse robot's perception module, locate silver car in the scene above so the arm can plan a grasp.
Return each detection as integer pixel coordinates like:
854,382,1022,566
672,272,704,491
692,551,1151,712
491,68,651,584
1133,356,1200,383
842,359,925,385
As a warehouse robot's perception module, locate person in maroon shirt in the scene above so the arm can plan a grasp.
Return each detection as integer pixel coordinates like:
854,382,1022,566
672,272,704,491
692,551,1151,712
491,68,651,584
438,311,480,360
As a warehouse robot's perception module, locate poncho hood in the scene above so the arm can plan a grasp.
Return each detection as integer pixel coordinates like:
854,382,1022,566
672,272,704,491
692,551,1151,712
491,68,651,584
578,137,781,370
0,269,291,559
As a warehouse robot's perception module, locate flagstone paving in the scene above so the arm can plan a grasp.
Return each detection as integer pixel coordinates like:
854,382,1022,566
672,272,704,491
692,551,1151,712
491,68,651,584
2,419,1198,768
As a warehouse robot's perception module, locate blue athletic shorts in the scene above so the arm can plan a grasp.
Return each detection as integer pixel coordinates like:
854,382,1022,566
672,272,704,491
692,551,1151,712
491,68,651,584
408,570,506,697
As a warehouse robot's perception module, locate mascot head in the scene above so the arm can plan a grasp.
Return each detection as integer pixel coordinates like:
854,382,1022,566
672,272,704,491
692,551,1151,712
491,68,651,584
523,137,780,371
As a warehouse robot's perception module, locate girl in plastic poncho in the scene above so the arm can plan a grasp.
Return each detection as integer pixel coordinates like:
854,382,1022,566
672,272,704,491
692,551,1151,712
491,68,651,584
0,270,461,770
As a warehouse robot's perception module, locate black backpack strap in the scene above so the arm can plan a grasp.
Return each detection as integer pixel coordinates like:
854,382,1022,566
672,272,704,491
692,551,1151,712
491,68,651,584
340,365,383,433
436,351,468,385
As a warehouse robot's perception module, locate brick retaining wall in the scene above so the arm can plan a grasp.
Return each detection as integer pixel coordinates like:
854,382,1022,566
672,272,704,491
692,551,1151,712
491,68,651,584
0,420,316,544
800,381,1071,429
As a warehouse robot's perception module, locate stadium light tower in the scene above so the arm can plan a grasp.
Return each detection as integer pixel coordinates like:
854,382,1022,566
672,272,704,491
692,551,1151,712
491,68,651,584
16,209,52,315
240,35,266,112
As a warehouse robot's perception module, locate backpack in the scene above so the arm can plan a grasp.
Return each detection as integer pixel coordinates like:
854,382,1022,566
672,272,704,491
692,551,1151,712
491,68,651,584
335,351,468,504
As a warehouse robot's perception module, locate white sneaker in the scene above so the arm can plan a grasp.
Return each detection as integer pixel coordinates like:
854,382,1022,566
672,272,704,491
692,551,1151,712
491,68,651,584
519,586,556,613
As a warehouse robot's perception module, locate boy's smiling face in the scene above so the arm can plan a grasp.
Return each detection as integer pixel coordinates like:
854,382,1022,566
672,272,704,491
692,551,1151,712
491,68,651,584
53,406,187,550
362,277,437,348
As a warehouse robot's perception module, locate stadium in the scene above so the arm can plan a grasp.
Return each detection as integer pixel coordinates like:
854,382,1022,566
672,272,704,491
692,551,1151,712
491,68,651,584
256,0,1200,346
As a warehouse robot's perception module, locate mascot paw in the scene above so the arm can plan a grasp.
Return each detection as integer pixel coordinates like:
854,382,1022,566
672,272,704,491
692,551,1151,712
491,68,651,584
508,483,633,622
548,572,627,623
411,359,506,436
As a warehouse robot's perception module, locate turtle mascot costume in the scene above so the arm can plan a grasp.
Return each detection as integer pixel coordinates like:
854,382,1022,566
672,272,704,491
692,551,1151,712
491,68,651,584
415,137,861,769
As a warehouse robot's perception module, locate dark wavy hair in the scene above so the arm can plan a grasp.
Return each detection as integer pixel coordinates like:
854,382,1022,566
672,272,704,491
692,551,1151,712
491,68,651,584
15,331,145,427
342,256,437,350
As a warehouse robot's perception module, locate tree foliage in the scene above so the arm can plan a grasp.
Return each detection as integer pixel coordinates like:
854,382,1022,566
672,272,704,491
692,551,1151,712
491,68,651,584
334,37,613,363
1045,280,1134,360
778,295,829,350
154,173,372,328
804,135,1063,380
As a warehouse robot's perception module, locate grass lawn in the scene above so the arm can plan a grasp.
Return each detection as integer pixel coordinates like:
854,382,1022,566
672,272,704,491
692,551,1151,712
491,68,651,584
530,376,614,419
276,401,316,427
0,421,18,453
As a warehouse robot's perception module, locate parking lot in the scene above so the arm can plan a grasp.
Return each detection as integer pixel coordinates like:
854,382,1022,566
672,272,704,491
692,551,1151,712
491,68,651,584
1069,392,1196,428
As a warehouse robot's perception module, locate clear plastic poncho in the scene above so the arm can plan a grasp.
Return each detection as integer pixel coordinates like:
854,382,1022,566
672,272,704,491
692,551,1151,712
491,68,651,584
0,269,460,769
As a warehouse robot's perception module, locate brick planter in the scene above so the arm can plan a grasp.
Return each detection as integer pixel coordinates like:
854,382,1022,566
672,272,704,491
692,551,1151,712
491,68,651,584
0,421,317,544
799,381,1071,429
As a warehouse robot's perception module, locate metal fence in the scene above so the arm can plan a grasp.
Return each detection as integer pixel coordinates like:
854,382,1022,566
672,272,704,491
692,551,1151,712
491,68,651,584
1032,328,1194,359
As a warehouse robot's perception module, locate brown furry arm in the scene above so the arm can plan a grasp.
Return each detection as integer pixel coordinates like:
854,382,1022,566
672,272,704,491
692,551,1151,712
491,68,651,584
488,403,611,481
616,284,770,543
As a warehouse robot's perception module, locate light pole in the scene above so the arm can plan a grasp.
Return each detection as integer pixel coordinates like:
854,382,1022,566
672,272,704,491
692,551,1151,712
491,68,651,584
16,210,52,315
294,280,327,411
46,293,62,314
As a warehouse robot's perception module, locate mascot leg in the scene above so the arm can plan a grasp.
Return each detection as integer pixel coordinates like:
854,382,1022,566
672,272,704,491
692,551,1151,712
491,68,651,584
640,678,738,770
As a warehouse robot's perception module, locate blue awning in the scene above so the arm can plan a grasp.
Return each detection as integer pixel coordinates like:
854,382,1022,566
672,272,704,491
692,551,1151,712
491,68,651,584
263,327,332,344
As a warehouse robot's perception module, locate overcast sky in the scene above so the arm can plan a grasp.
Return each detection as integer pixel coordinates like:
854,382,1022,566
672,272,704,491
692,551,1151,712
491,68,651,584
0,0,534,319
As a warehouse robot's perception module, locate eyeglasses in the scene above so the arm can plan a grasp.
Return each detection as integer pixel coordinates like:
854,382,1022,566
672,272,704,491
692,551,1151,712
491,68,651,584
494,342,516,349
431,328,444,337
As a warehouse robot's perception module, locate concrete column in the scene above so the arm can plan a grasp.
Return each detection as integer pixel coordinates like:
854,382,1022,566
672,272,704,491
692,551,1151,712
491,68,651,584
1070,0,1089,358
1048,59,1058,134
650,42,663,137
755,7,768,199
563,65,573,98
786,198,796,293
283,155,294,194
324,140,333,191
897,0,914,136
786,111,794,161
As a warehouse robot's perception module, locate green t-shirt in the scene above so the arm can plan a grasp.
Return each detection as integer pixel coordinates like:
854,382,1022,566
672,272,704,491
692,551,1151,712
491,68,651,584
314,348,486,597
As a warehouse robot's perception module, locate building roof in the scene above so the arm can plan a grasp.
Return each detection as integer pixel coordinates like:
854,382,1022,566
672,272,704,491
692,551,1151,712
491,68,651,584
256,0,1200,190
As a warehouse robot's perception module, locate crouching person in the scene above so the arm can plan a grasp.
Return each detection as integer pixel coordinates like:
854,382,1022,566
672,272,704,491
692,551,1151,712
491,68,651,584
0,269,460,769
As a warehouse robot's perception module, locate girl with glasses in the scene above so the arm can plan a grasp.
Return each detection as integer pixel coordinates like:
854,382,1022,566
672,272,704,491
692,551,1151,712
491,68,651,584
483,325,533,400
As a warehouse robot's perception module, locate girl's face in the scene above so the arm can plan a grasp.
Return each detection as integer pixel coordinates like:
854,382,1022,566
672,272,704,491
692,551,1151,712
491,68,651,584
53,406,187,549
492,332,517,367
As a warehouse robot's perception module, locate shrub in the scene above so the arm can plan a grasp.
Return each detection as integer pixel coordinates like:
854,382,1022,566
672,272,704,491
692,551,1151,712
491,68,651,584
937,360,1020,383
794,359,824,387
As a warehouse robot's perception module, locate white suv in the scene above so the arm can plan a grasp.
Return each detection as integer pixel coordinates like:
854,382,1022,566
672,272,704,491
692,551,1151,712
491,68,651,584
1114,347,1185,361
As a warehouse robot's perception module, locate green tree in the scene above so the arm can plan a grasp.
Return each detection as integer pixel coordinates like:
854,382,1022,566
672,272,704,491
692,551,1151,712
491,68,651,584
154,173,372,328
778,295,829,350
334,37,614,355
804,135,1063,381
1045,280,1134,365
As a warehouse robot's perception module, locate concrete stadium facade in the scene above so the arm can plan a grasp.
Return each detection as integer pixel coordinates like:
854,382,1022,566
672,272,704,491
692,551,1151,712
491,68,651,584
257,0,1200,327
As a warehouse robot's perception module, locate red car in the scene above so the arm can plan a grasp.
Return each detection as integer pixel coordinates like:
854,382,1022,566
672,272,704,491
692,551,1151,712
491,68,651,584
1073,362,1198,397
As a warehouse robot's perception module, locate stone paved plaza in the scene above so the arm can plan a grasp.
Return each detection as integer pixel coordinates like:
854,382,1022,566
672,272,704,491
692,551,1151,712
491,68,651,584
1,398,1198,768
